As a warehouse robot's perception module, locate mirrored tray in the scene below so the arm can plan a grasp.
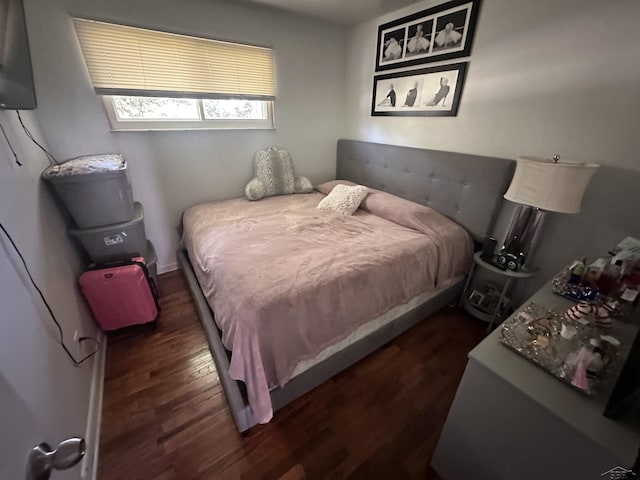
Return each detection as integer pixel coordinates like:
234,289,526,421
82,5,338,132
500,303,623,396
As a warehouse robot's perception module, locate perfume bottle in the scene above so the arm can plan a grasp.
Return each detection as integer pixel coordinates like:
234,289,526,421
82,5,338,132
597,259,623,296
569,258,587,284
571,338,602,393
554,323,579,365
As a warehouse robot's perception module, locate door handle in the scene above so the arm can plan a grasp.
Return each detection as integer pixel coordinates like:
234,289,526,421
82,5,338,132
26,437,85,480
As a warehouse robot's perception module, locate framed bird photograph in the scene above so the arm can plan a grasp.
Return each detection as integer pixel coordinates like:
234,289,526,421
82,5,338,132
375,0,481,71
371,62,467,117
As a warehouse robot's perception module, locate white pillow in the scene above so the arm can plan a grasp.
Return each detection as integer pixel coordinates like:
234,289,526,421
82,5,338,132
317,184,368,215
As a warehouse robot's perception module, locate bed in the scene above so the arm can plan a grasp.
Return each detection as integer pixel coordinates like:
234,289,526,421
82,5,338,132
178,139,514,432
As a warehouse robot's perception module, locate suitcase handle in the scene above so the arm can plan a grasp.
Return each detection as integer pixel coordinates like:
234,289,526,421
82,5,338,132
147,276,160,309
87,258,146,271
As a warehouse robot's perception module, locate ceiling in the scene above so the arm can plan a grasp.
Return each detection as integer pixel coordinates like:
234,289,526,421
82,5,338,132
239,0,423,26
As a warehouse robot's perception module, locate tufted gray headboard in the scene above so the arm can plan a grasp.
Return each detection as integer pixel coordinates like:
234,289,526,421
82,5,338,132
336,140,515,242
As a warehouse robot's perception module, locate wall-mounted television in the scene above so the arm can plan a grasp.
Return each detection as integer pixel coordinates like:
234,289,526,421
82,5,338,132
0,0,36,109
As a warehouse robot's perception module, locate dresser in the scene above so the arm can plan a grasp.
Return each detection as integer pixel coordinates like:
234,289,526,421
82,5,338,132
432,278,640,480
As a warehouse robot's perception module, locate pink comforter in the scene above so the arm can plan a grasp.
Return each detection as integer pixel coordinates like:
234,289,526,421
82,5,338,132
182,188,472,423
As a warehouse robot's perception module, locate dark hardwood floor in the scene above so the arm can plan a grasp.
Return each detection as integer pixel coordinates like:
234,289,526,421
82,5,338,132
98,270,486,480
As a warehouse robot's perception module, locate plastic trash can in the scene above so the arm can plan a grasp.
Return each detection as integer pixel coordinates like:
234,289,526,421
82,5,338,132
69,202,146,262
42,154,134,228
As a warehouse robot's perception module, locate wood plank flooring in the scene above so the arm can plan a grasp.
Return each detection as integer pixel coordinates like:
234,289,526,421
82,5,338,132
98,270,486,480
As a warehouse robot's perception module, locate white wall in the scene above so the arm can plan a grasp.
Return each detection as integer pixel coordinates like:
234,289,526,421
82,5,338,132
0,109,101,478
345,0,640,298
24,0,347,272
345,0,640,172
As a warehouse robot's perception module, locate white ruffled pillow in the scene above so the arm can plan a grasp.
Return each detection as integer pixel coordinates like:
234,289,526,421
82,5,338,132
317,184,368,215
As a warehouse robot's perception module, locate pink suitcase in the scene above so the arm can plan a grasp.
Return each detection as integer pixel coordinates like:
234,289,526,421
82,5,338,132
79,257,159,331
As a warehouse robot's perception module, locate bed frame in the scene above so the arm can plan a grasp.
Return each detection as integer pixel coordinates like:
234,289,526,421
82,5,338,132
177,139,514,432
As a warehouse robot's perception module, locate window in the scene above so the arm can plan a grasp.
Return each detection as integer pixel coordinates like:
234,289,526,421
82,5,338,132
103,96,274,130
73,19,276,131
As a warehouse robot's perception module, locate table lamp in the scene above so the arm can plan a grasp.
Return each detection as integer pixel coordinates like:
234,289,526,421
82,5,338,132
496,155,599,271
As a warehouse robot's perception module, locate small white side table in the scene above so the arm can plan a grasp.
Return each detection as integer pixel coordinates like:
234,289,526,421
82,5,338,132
461,251,537,332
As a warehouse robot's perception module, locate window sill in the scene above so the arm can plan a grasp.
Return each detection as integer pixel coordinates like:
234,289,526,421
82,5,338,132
108,126,276,132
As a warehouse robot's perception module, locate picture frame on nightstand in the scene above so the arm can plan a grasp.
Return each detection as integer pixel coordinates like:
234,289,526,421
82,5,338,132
468,290,485,307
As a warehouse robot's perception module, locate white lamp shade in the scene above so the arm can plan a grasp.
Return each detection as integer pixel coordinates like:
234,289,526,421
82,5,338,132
504,156,599,213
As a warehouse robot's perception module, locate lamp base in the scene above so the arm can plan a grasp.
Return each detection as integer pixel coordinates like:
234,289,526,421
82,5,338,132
500,204,546,271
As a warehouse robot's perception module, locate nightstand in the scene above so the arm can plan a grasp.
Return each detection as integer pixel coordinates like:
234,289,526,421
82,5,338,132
461,251,536,332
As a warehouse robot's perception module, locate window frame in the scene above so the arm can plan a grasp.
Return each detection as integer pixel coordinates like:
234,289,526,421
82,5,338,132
101,96,275,131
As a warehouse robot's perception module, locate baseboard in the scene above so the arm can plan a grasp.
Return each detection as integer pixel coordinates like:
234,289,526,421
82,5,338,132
158,261,178,275
81,331,107,480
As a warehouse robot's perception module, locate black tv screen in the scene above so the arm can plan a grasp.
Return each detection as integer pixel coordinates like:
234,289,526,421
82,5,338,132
0,0,36,109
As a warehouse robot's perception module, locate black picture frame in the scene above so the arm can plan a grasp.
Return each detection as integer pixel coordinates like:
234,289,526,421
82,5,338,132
375,0,481,72
371,62,467,117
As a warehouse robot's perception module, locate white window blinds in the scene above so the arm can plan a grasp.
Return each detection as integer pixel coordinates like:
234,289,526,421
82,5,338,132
72,18,275,100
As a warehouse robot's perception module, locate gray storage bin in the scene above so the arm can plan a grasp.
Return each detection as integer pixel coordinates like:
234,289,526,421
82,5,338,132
69,202,146,262
42,154,134,228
